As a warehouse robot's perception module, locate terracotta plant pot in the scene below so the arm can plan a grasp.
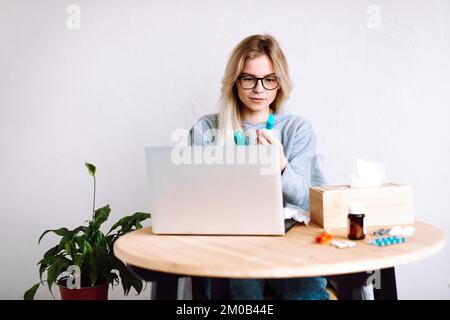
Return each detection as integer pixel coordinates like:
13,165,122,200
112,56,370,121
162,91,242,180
58,282,108,300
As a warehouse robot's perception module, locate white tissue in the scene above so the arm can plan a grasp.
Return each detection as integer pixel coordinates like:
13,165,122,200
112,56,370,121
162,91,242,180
284,206,310,225
350,158,387,188
389,226,415,236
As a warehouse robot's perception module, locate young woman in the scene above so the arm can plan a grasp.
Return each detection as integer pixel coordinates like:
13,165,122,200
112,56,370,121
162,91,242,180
189,34,329,300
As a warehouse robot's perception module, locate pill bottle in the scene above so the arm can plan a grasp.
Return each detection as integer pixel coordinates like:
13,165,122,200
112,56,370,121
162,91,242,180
347,203,366,240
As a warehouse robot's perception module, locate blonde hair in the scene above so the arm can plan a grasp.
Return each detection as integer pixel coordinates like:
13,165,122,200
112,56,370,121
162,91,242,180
217,34,293,145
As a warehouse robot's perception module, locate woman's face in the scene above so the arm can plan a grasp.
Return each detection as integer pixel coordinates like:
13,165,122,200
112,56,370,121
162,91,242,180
236,54,279,113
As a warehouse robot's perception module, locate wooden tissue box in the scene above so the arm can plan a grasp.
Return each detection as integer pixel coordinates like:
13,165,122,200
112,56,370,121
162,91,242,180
309,182,415,229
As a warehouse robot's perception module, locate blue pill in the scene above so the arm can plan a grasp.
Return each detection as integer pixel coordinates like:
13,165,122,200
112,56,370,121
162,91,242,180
266,113,275,130
234,131,247,145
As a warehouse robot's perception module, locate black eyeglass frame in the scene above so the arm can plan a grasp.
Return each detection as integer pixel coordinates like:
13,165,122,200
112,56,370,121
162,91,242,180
237,75,280,90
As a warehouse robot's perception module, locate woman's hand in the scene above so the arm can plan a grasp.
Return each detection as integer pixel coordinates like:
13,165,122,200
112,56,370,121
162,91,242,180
256,129,287,173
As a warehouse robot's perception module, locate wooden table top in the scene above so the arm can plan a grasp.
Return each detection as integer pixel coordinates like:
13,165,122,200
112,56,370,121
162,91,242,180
113,221,445,278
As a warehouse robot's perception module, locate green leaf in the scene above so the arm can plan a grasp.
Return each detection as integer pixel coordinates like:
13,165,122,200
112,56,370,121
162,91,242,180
38,252,64,282
74,254,83,268
112,257,143,295
94,230,107,250
108,216,131,234
108,212,150,235
81,240,98,286
56,231,77,254
24,283,40,300
105,271,119,286
38,228,69,244
46,257,70,294
131,212,151,221
105,234,117,248
92,205,111,229
71,226,85,235
64,242,72,257
82,240,93,257
75,235,86,250
43,245,60,258
85,162,96,177
89,264,98,286
38,254,59,267
39,264,48,282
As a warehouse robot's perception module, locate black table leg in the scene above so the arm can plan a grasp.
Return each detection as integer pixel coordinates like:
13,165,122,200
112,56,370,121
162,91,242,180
191,277,209,300
210,278,230,300
328,267,398,300
328,272,370,300
153,276,179,300
373,267,398,300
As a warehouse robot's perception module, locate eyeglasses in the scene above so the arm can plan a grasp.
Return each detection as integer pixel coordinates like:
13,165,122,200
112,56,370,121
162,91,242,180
237,75,280,90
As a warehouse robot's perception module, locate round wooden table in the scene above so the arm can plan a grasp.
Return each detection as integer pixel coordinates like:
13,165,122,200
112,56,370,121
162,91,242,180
114,221,445,279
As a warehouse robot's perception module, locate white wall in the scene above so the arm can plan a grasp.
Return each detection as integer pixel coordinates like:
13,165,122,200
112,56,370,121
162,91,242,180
0,0,448,299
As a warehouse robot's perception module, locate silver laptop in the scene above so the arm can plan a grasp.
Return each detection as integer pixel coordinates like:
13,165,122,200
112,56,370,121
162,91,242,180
145,145,285,235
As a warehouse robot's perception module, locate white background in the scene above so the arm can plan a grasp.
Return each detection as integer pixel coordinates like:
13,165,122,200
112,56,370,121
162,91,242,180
0,0,449,299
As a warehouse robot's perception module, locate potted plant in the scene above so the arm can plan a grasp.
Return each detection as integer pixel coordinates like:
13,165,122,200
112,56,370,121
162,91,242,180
24,162,151,300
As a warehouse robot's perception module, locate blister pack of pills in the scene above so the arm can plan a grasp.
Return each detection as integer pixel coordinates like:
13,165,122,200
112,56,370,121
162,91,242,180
368,236,407,247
